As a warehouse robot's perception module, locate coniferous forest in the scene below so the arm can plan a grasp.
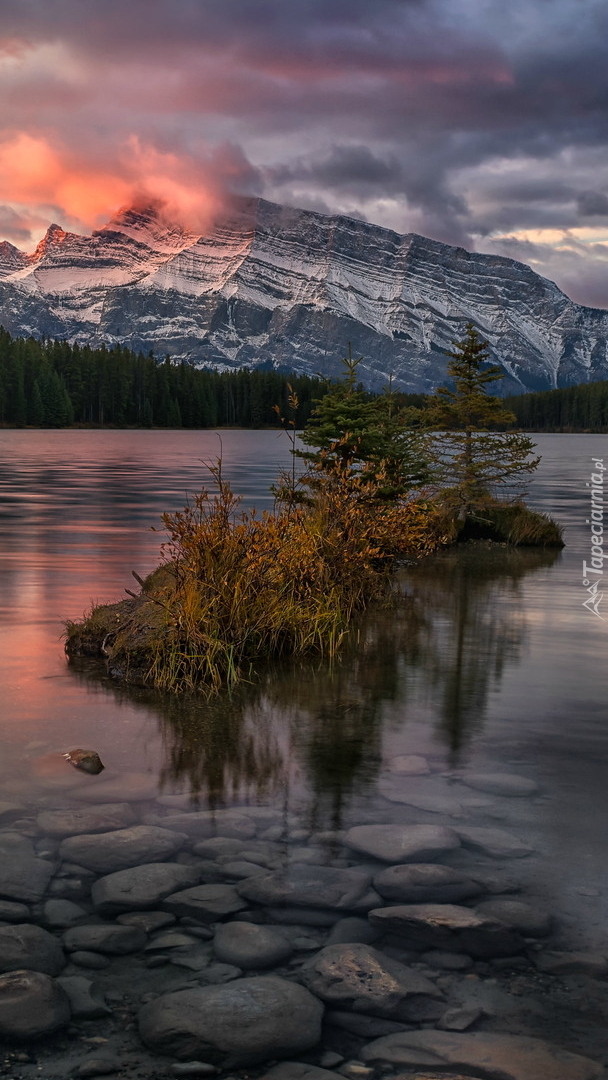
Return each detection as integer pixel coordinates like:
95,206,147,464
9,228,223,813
505,380,608,432
0,329,327,428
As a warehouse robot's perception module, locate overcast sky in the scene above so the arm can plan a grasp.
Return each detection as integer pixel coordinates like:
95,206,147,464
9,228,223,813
1,0,608,306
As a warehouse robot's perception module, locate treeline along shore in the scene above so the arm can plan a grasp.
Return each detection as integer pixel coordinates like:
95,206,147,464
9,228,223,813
1,326,608,430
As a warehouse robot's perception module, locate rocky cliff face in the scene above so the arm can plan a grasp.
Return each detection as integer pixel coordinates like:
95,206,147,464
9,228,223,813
1,197,607,393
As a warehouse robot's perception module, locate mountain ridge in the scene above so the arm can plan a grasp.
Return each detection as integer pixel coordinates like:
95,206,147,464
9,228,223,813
1,196,607,393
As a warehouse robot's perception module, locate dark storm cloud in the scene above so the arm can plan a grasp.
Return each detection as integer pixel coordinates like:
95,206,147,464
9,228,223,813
1,0,608,303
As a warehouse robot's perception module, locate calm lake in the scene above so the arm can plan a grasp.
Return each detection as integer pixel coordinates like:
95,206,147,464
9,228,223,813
0,428,607,948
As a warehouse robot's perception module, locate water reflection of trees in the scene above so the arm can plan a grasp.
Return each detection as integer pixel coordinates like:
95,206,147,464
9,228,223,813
68,543,559,818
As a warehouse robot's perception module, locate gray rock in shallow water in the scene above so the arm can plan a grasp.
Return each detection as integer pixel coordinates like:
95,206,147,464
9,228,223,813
343,825,460,864
0,970,71,1039
63,923,146,955
59,825,186,874
0,833,54,903
138,975,324,1067
368,904,525,958
236,865,377,912
455,826,533,859
43,898,89,928
162,883,248,922
0,923,65,976
0,900,30,922
116,910,176,932
456,772,538,797
37,803,136,837
474,898,552,937
299,943,442,1022
325,917,380,946
160,810,256,840
359,1030,603,1080
213,922,293,969
91,862,202,915
373,863,483,904
56,975,111,1018
534,951,608,977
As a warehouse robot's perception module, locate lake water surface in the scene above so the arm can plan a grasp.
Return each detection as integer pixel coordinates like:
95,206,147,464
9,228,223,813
1,429,607,948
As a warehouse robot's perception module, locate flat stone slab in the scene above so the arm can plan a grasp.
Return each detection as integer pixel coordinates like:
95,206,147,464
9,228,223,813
373,864,484,904
368,904,525,958
63,924,147,955
299,943,442,1022
138,975,324,1067
359,1030,603,1080
160,810,256,840
162,883,248,922
0,970,71,1040
457,772,539,797
379,780,465,817
343,825,461,864
236,865,378,912
37,803,136,837
213,922,293,969
59,825,186,874
0,833,54,903
0,923,66,976
474,899,552,937
91,863,202,915
455,827,534,859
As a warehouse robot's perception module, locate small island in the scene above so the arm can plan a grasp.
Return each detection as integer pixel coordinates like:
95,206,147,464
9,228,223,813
66,327,563,694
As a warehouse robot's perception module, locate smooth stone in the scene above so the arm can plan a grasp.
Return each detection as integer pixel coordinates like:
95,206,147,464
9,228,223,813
63,923,147,955
75,1058,120,1078
534,951,608,977
0,923,65,976
0,833,55,903
378,781,465,817
262,1065,343,1080
388,755,430,775
0,900,30,922
368,904,525,958
69,772,158,802
43,899,89,928
92,863,202,915
457,772,539,797
59,825,186,874
236,865,377,912
56,975,111,1018
168,945,213,971
359,1030,603,1080
145,931,200,952
455,826,533,859
192,838,248,859
213,922,293,969
70,951,111,969
0,970,71,1039
198,962,243,983
138,975,324,1067
437,1005,484,1031
474,899,552,937
37,804,136,837
299,943,442,1022
343,825,460,864
161,883,248,922
116,910,176,932
160,810,256,840
373,864,483,904
218,860,269,880
325,917,380,946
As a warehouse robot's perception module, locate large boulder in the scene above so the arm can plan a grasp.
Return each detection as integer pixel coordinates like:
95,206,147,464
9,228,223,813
138,975,324,1067
368,904,525,958
59,825,186,874
299,943,442,1022
359,1030,603,1080
237,865,378,912
0,923,65,976
343,825,460,864
91,863,202,915
0,970,71,1040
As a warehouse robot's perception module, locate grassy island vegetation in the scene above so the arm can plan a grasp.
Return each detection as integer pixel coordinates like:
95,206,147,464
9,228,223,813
66,325,563,694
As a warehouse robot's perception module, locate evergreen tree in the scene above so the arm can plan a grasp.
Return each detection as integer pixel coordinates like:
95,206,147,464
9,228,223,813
424,323,539,516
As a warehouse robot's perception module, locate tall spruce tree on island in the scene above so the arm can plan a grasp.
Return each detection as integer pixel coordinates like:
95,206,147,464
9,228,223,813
424,323,540,518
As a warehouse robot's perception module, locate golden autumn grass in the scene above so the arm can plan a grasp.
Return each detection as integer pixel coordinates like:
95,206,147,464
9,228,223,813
65,462,448,693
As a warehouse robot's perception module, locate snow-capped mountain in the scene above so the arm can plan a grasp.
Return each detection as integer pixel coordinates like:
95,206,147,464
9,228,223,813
1,197,607,393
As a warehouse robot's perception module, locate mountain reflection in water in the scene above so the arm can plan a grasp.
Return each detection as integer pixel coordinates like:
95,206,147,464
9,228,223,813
69,543,559,824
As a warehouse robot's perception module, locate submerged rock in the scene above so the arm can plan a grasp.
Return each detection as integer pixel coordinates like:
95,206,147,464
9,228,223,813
368,903,525,958
457,772,539,797
59,824,186,874
0,970,71,1040
0,832,54,903
455,826,533,859
373,863,483,904
343,825,461,864
138,975,324,1067
91,862,202,915
236,865,378,913
0,923,66,976
37,803,136,837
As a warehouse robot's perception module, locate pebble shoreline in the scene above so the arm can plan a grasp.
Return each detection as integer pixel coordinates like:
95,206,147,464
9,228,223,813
0,760,606,1080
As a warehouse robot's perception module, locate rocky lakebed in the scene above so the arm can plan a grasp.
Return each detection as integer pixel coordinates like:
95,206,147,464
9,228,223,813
0,753,607,1080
